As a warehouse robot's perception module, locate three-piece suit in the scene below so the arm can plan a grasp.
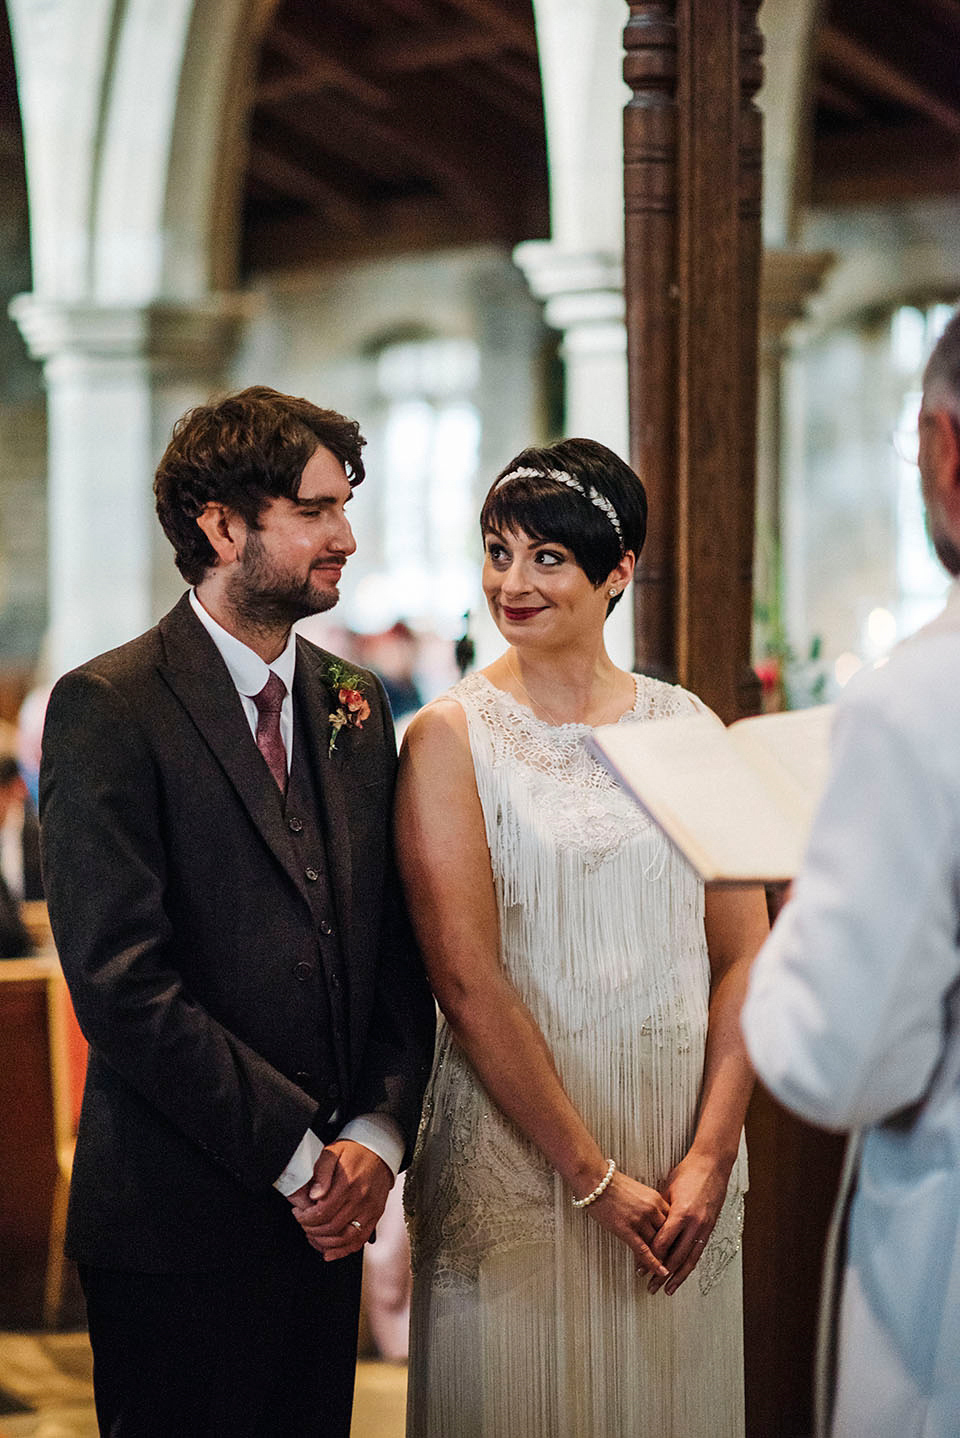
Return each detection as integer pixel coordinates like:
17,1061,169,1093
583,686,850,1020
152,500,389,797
39,593,434,1434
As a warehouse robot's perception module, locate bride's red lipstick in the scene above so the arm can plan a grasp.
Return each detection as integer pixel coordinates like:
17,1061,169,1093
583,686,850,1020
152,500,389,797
501,605,545,621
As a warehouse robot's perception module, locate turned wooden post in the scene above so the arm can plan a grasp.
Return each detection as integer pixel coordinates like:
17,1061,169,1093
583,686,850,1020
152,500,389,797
623,1,763,722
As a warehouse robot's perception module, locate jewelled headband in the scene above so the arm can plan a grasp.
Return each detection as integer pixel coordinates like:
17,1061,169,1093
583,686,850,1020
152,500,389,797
494,465,624,547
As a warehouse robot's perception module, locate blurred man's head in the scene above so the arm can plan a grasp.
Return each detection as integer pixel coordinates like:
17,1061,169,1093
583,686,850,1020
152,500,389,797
920,313,960,576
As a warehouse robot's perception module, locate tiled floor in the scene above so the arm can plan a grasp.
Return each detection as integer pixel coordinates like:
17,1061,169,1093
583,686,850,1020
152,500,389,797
0,1332,406,1438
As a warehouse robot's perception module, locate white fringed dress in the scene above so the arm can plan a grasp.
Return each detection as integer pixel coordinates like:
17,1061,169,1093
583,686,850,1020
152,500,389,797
404,671,747,1438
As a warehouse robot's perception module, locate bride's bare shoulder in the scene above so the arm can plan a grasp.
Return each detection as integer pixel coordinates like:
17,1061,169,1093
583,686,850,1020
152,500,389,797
401,694,470,753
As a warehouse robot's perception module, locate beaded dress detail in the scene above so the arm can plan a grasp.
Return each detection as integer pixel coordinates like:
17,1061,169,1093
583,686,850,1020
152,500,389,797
405,671,747,1438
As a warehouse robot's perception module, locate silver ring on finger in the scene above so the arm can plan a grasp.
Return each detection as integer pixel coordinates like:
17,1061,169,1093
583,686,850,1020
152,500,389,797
350,1219,363,1230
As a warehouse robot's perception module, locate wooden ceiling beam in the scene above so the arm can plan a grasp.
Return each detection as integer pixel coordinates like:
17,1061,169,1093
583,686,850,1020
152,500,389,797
243,199,492,272
819,25,960,135
257,61,391,109
369,22,512,73
910,0,960,42
812,120,960,205
441,0,538,58
815,77,870,120
259,23,392,108
275,85,528,230
246,145,371,236
486,50,544,101
456,63,544,131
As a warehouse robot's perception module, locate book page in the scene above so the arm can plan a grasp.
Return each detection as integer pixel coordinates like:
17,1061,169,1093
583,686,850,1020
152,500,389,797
588,706,834,884
727,707,836,828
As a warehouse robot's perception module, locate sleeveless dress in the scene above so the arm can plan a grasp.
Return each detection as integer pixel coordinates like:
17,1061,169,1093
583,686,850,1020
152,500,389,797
404,671,748,1438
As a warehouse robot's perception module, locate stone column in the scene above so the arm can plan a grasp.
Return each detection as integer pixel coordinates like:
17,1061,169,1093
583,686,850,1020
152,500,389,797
514,245,633,664
9,295,249,675
517,0,635,666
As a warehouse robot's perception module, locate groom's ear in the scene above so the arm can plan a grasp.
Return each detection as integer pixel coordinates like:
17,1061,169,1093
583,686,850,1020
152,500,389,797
196,503,244,567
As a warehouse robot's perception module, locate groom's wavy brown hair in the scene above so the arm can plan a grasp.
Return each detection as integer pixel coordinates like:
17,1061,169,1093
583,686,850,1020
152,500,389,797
155,385,366,584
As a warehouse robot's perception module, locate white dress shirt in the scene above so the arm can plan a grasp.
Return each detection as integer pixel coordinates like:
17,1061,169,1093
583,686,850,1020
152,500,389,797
190,591,404,1190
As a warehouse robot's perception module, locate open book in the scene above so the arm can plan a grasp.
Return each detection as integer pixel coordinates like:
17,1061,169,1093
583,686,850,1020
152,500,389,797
587,705,835,884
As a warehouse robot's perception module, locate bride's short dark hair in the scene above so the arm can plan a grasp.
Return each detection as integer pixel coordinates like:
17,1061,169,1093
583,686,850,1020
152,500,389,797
480,438,647,611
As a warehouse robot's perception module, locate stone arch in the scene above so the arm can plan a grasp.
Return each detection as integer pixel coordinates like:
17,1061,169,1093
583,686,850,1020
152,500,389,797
8,0,277,303
7,0,272,671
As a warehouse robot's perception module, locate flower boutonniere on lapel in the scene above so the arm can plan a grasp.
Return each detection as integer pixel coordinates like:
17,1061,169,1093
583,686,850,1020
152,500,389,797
323,658,372,756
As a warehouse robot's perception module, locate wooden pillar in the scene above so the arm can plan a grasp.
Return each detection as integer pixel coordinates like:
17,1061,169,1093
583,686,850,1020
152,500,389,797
623,1,763,722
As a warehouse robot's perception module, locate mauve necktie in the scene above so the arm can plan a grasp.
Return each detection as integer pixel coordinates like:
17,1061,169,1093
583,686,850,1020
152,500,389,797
252,670,288,794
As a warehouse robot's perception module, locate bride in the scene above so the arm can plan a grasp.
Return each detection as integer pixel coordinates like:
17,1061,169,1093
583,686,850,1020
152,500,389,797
396,438,768,1436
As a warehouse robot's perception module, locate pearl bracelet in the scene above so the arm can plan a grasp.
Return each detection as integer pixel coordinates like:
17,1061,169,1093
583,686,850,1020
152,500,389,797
571,1158,616,1209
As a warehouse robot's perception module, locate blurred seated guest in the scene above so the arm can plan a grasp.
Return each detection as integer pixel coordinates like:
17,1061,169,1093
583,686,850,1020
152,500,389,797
361,1176,413,1363
0,756,35,956
16,681,51,808
0,754,43,903
362,623,423,725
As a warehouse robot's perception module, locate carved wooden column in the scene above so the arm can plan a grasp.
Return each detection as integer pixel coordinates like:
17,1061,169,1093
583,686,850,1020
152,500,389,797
624,2,763,722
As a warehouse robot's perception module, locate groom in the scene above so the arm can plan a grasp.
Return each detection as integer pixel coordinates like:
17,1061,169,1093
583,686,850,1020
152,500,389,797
39,387,435,1437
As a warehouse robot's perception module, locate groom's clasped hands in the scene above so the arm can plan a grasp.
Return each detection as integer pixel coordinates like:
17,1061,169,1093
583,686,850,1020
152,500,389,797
286,1139,393,1261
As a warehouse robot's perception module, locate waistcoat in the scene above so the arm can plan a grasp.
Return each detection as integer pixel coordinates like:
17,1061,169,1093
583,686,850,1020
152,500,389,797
282,710,351,1127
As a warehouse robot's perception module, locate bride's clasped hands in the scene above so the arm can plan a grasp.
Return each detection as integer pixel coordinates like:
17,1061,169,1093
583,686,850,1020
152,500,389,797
583,1154,728,1294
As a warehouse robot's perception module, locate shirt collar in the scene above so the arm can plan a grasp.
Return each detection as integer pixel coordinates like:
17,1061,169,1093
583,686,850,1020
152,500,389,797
189,589,298,698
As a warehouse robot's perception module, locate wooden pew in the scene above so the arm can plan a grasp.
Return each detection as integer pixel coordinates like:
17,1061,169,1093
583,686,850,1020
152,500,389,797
0,923,87,1328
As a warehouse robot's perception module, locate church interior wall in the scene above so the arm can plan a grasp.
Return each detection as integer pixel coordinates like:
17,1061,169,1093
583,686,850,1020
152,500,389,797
775,195,960,700
231,244,552,691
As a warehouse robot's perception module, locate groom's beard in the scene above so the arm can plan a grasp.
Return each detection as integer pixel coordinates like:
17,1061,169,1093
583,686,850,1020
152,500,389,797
226,529,341,631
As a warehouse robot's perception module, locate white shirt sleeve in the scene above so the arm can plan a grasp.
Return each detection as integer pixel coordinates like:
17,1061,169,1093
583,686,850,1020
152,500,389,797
273,1112,405,1195
742,696,959,1131
273,1127,324,1196
335,1113,405,1177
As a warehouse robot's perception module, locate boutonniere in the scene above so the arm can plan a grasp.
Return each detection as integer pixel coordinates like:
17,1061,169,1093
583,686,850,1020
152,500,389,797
323,658,372,755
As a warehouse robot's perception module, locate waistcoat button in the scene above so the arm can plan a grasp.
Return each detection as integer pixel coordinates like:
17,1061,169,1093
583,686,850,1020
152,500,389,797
305,867,319,882
319,919,333,936
288,816,304,833
294,961,314,982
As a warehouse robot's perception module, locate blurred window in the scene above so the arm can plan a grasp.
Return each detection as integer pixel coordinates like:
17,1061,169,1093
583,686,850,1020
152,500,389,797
349,336,481,640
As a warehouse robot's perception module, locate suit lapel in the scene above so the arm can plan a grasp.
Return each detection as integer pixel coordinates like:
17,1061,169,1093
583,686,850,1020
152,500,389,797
156,596,308,899
293,640,354,957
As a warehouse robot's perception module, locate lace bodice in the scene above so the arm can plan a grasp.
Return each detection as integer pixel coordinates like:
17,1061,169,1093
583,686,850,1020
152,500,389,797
462,670,697,871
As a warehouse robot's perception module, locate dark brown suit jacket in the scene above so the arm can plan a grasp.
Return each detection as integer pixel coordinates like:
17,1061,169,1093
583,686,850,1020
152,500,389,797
39,594,434,1272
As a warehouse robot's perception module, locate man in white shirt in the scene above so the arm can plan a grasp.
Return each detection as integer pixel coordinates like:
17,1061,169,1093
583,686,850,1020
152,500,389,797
39,386,434,1437
742,312,960,1438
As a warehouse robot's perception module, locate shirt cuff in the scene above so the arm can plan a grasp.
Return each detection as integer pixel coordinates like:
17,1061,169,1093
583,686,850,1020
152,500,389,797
336,1113,405,1178
273,1127,324,1196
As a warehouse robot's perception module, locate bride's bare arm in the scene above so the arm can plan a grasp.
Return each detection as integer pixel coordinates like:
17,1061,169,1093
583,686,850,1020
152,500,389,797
395,698,670,1279
649,884,769,1294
